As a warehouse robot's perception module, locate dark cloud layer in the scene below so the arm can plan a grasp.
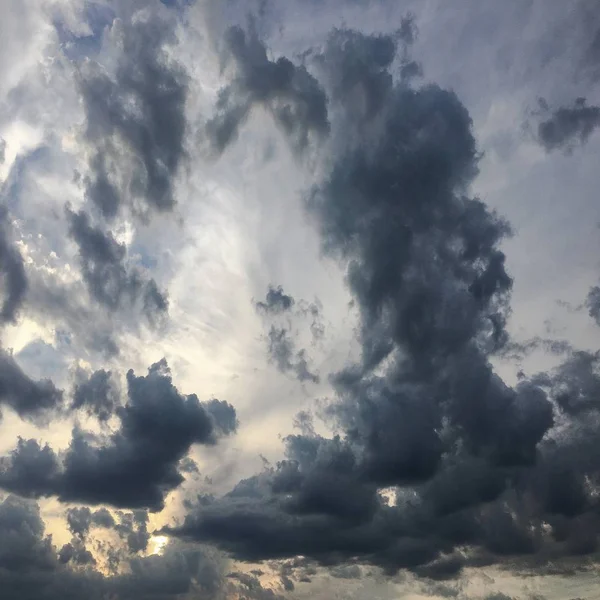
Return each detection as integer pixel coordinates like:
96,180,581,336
0,359,237,511
67,208,168,324
0,347,63,423
535,97,600,152
78,10,188,218
167,26,600,580
206,24,329,155
0,208,27,324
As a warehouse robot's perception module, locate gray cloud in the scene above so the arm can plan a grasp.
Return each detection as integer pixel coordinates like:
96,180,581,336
0,359,237,511
65,506,115,540
0,347,63,423
255,285,295,314
71,368,119,423
266,326,320,383
164,25,600,578
0,208,27,324
254,286,321,383
77,9,188,218
586,284,600,325
58,537,96,566
25,269,121,358
206,24,329,155
535,97,600,152
67,208,168,324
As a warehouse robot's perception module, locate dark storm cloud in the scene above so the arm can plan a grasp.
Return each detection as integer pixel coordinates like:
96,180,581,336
535,97,600,152
206,24,329,155
71,368,119,422
165,26,600,577
78,9,188,218
67,208,168,323
0,347,63,423
0,207,27,324
255,285,295,314
0,359,237,511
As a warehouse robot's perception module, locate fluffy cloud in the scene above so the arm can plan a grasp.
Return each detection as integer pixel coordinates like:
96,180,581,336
0,359,237,511
165,25,600,582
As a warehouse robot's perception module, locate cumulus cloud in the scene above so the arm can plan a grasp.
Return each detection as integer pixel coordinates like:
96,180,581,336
165,25,600,580
0,359,237,511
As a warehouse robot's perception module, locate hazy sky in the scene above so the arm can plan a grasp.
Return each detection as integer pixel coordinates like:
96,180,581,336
1,1,600,599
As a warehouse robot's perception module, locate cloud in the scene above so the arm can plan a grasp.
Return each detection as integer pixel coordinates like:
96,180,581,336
0,208,27,324
65,505,115,539
534,97,600,152
254,285,321,383
255,285,295,314
163,26,600,579
67,208,169,324
71,368,120,423
0,347,63,423
77,8,188,218
206,24,329,155
0,359,237,511
586,284,600,325
266,326,320,383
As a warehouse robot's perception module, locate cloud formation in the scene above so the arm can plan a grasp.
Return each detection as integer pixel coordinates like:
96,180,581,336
78,9,188,218
0,493,284,600
255,285,295,314
0,359,237,511
67,208,168,324
165,25,600,580
71,368,120,422
206,24,329,155
0,208,27,324
255,285,320,383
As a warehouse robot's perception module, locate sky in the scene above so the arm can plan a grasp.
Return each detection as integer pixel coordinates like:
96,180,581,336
1,0,600,599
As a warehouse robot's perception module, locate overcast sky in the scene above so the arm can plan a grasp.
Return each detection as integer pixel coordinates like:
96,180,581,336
1,1,600,599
